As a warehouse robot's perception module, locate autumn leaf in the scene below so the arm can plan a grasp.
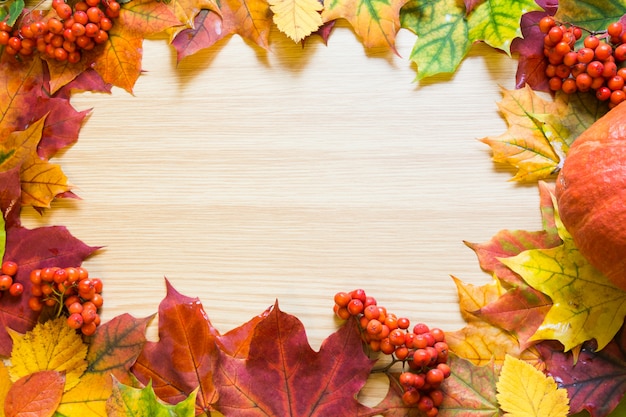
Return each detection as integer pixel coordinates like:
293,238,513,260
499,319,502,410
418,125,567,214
171,0,272,61
400,0,471,80
537,332,626,417
131,279,222,415
496,354,569,417
322,0,409,52
9,317,87,391
36,98,90,161
269,0,323,42
511,9,553,92
500,200,626,352
0,114,74,208
467,0,541,55
106,377,197,417
212,308,378,416
448,275,543,367
4,371,65,417
481,86,607,182
465,182,557,349
446,320,542,367
167,0,219,30
439,354,502,416
88,0,181,93
0,57,44,139
554,0,626,33
55,314,151,416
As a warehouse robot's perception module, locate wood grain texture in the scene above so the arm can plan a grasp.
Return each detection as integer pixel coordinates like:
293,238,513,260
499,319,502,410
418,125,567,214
21,24,542,405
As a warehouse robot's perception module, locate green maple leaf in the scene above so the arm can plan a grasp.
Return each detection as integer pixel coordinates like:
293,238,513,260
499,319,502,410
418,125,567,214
400,0,471,80
106,378,197,417
468,0,541,54
500,200,626,352
555,0,626,33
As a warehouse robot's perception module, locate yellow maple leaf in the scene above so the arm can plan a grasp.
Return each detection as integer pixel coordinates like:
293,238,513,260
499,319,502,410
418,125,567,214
269,0,323,42
0,361,11,417
496,355,569,417
9,317,88,392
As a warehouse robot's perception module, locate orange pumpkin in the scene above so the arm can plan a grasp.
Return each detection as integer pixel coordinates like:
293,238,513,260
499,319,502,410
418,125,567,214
555,102,626,292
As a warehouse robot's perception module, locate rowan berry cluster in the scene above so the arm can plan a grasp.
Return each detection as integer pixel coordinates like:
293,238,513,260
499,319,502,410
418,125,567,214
29,266,103,336
0,261,24,297
333,289,450,416
0,0,120,62
541,16,626,107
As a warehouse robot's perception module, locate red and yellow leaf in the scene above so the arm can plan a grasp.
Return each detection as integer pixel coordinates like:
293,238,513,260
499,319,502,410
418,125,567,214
55,314,151,416
322,0,409,51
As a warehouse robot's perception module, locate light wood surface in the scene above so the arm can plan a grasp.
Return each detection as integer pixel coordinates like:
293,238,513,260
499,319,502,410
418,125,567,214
22,24,543,405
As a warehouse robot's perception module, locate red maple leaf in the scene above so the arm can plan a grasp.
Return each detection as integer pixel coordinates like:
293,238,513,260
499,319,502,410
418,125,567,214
131,279,228,414
212,304,378,416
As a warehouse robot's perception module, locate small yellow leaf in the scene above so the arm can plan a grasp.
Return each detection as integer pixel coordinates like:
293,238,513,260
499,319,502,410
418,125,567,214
269,0,323,42
9,317,88,391
496,355,569,417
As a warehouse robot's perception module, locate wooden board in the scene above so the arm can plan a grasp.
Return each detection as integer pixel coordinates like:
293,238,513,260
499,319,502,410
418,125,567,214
21,24,543,405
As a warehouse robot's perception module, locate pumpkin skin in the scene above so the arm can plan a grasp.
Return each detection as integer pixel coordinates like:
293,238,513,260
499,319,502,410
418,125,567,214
555,102,626,291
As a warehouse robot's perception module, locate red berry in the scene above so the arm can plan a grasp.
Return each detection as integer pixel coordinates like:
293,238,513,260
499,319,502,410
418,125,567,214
426,368,445,386
347,298,364,315
402,389,420,405
608,22,623,38
0,275,13,291
538,16,555,34
8,282,23,297
1,261,17,276
349,289,367,304
81,321,97,336
333,291,351,307
67,313,84,329
366,319,383,335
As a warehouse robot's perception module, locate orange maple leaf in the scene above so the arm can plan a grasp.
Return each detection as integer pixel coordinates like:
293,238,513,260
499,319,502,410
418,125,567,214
88,0,182,93
322,0,409,52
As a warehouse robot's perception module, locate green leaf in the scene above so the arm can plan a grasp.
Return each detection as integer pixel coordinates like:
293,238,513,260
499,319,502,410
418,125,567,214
554,0,626,33
468,0,542,54
401,0,471,80
0,0,25,27
499,202,626,352
106,377,197,417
